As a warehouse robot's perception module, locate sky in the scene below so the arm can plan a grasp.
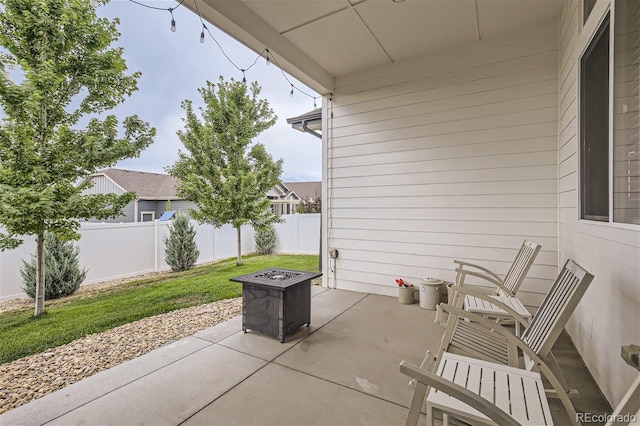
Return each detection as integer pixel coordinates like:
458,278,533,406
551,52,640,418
95,0,322,182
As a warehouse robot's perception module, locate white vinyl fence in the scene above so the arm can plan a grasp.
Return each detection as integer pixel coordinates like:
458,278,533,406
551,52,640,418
0,213,320,302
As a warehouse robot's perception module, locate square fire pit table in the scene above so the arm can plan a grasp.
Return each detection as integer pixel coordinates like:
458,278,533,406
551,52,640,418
230,268,322,342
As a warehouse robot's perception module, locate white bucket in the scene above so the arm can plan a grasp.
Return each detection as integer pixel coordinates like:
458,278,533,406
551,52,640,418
419,278,443,310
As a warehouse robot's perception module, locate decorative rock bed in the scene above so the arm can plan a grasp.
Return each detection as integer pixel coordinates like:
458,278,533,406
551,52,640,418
0,297,242,414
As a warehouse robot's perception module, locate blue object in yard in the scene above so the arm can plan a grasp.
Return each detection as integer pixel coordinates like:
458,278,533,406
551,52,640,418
159,211,176,221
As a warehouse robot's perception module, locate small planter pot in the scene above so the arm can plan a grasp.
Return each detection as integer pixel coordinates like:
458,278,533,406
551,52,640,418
398,286,415,304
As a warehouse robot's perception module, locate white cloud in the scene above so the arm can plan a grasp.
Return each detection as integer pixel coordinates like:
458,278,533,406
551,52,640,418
96,1,321,182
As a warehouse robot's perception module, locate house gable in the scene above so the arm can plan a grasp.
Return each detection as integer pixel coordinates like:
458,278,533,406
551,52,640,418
80,173,127,196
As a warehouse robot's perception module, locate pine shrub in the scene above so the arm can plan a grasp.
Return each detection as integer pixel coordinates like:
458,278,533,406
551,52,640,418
21,233,87,300
255,224,277,255
164,214,200,272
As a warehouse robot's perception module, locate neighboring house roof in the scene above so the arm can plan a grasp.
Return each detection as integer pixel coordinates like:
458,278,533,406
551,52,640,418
87,169,308,205
267,182,301,201
284,182,321,202
93,168,180,200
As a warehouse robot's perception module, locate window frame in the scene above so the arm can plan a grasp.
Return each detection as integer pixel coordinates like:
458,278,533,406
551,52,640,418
578,0,639,229
140,211,155,222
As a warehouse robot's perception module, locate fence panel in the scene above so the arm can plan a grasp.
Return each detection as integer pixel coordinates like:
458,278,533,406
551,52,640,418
0,213,320,302
79,222,157,283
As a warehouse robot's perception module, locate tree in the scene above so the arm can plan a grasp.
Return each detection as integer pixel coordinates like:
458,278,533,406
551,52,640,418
254,222,277,255
164,214,199,272
169,77,283,266
21,232,87,300
0,0,155,316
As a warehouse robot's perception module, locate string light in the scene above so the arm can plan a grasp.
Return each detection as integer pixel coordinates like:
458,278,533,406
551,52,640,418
128,0,320,107
170,11,176,32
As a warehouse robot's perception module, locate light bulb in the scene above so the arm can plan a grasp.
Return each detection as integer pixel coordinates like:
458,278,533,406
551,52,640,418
265,49,270,66
200,30,205,43
290,85,294,97
170,18,176,32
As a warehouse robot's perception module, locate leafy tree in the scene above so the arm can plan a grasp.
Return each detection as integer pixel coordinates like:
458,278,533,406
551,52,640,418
0,0,155,316
21,232,87,300
169,77,283,266
164,214,199,272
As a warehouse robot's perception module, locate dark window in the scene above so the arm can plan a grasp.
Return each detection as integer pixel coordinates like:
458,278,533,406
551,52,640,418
580,15,610,221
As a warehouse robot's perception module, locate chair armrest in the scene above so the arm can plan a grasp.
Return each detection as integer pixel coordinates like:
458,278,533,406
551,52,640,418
450,285,530,330
399,360,520,426
438,305,582,426
453,260,503,282
454,267,517,297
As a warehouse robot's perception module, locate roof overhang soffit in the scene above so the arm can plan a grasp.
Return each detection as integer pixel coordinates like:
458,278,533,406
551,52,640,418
182,0,334,95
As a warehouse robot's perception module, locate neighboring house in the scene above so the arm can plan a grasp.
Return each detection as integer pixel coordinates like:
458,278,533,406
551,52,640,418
79,168,194,223
81,169,305,221
266,181,322,214
189,0,639,410
267,182,300,215
285,181,321,213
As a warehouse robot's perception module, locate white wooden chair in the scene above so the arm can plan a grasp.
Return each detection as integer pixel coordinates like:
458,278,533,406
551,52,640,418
400,353,553,426
400,352,640,426
454,240,541,298
454,240,541,334
606,345,640,426
403,259,594,426
606,375,640,426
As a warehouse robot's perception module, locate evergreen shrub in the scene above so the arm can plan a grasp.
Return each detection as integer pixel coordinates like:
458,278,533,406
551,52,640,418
164,214,200,272
21,233,87,300
255,224,277,255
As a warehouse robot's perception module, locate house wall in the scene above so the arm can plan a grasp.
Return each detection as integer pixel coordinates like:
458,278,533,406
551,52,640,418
138,200,159,221
171,200,196,216
82,175,125,196
81,175,133,223
325,21,560,309
84,201,134,223
558,0,640,407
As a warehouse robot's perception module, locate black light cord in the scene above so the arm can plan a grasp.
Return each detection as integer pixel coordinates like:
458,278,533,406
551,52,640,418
125,0,320,106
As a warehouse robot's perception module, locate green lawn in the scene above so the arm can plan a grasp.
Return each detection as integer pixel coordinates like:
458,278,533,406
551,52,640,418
0,254,319,364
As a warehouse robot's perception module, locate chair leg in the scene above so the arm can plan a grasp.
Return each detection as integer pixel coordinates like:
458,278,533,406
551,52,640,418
547,351,572,394
406,381,428,426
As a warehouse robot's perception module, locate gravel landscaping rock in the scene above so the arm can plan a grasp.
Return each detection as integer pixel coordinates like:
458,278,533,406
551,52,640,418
0,297,242,415
0,270,321,415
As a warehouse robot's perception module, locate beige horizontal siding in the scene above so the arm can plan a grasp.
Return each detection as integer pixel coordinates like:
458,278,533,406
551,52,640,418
558,0,640,408
326,21,560,305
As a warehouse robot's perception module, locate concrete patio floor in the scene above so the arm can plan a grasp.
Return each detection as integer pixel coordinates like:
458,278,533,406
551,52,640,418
1,286,611,425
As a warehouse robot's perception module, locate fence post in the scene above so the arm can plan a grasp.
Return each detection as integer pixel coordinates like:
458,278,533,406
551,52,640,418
154,219,159,272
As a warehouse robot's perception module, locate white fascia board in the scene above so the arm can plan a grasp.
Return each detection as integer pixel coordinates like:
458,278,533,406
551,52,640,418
185,0,334,95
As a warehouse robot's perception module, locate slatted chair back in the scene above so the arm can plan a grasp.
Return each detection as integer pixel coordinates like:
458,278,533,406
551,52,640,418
497,240,542,297
522,259,594,364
